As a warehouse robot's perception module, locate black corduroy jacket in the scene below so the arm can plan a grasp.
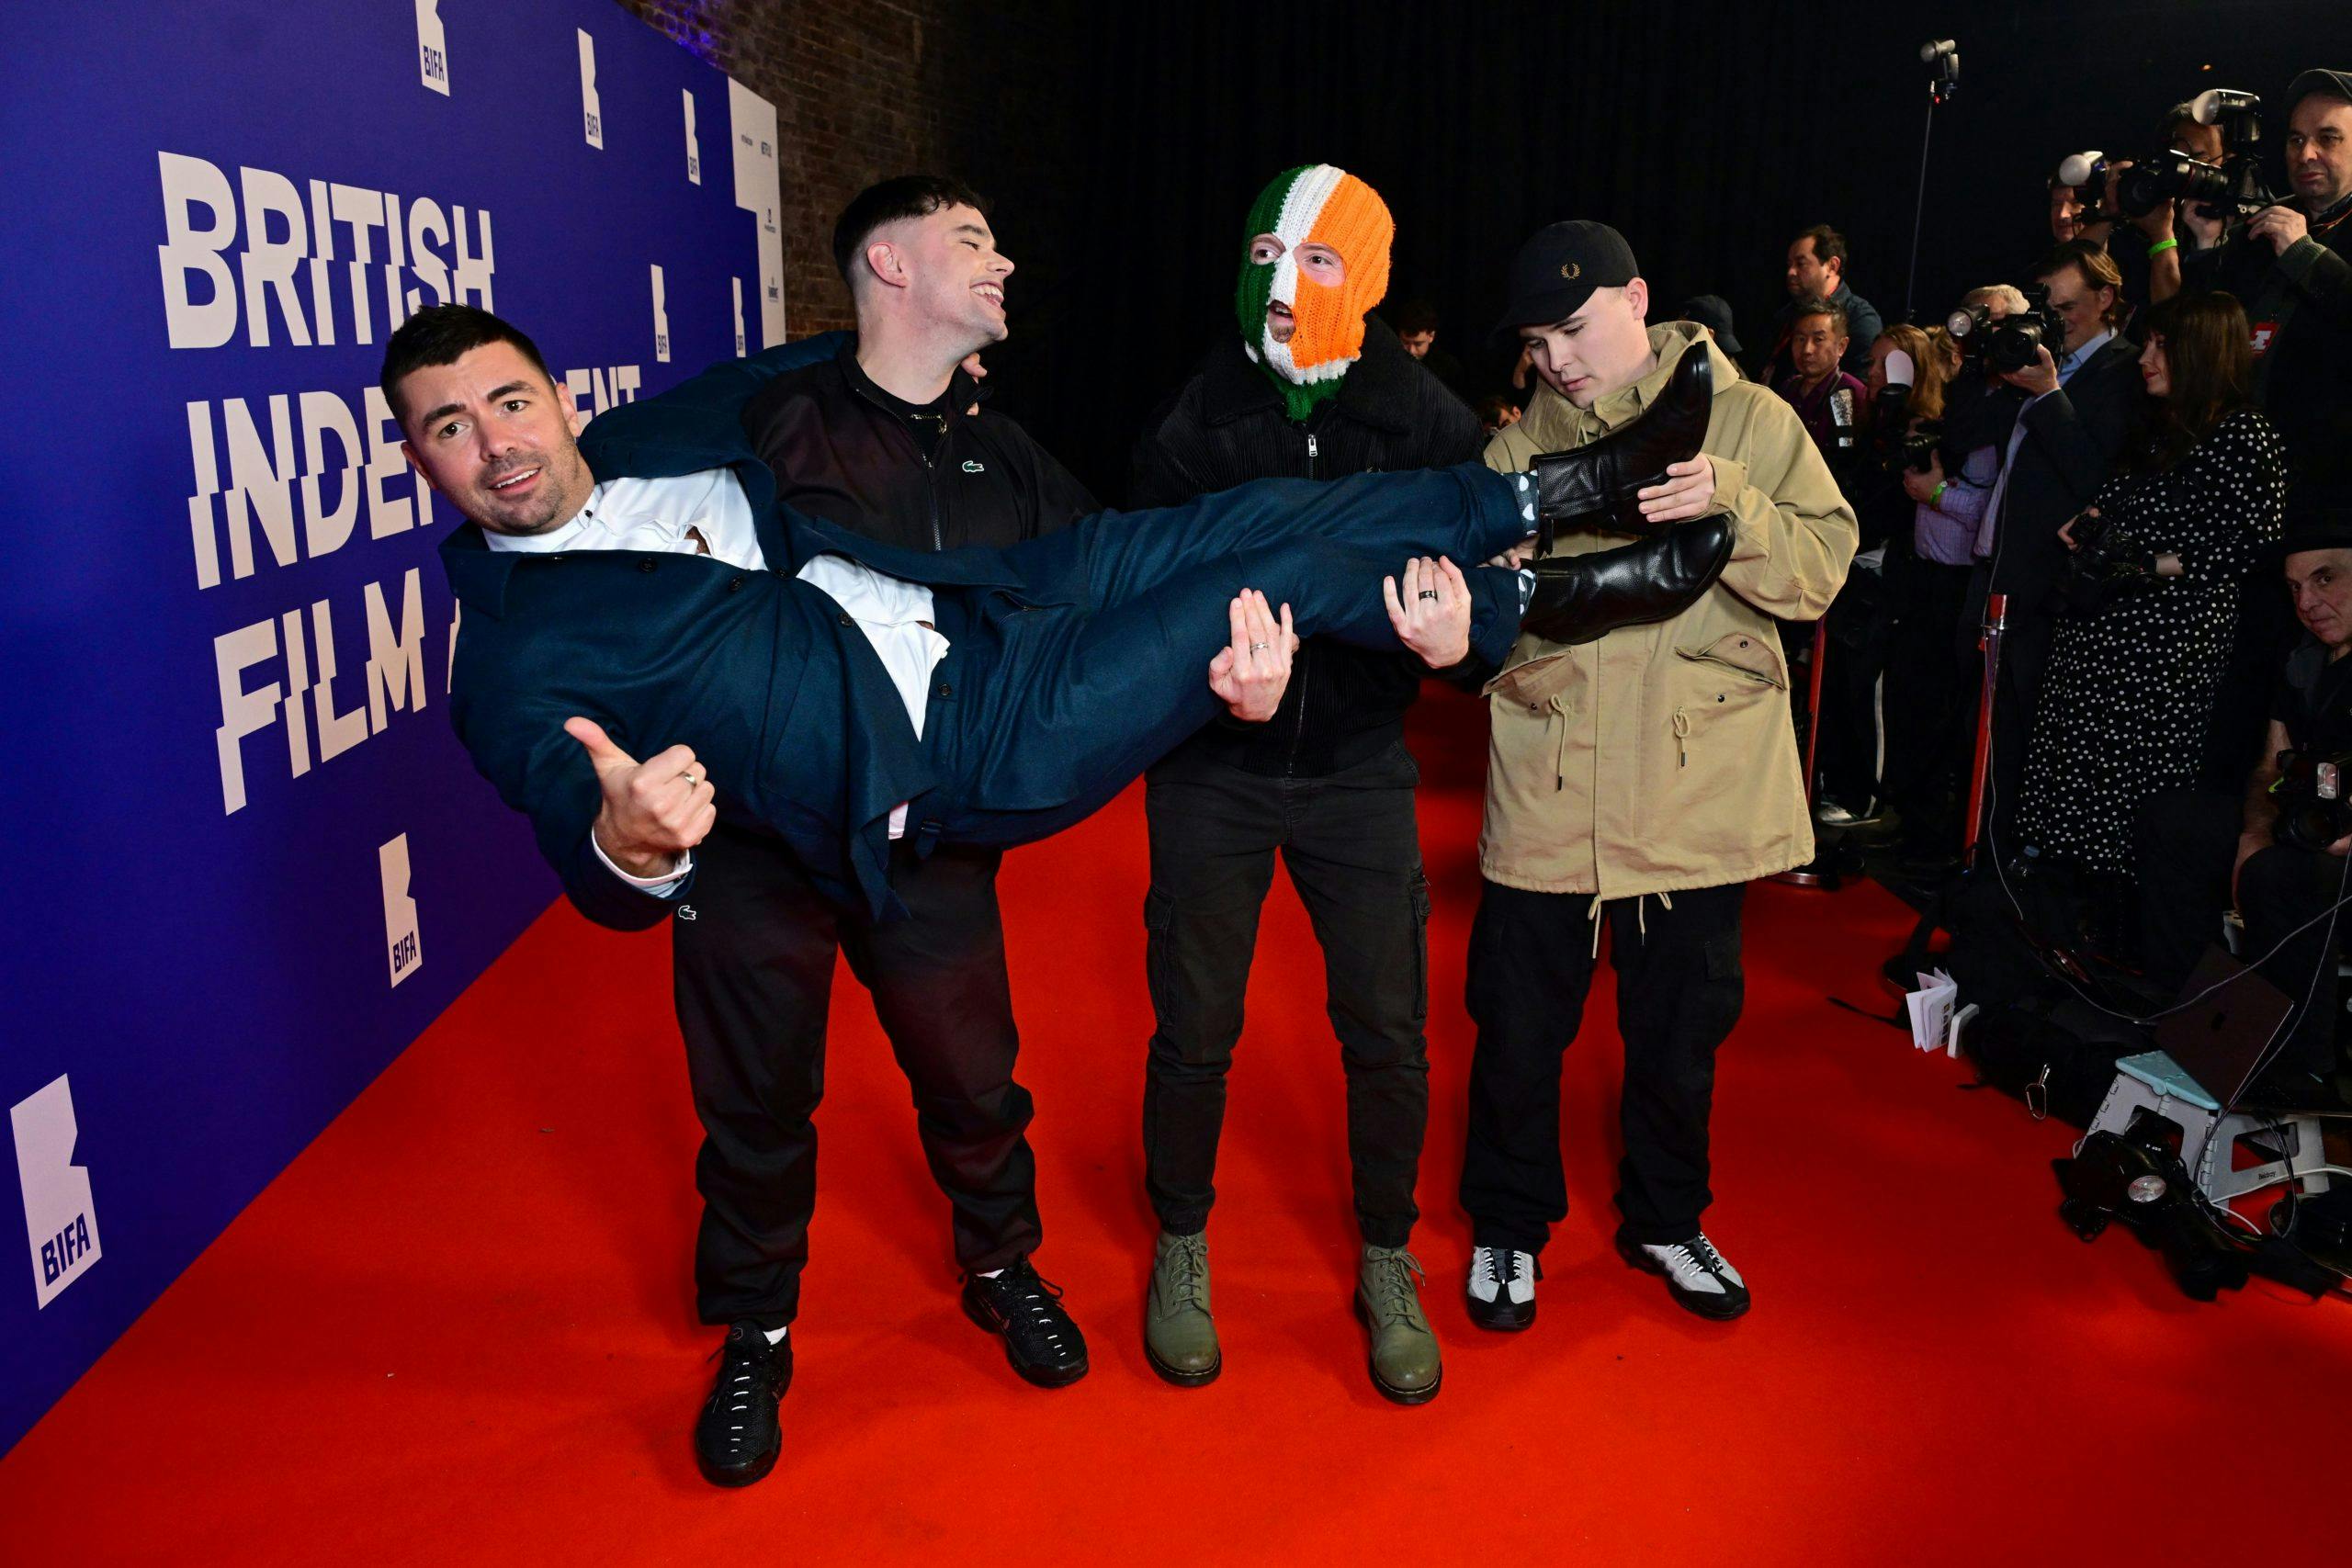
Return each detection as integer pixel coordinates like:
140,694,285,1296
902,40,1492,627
1127,317,1482,777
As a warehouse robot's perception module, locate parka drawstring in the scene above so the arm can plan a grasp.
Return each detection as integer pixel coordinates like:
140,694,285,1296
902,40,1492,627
1588,889,1676,953
1671,705,1690,769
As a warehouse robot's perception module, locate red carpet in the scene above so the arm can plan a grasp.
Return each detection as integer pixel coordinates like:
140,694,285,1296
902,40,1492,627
4,689,2342,1565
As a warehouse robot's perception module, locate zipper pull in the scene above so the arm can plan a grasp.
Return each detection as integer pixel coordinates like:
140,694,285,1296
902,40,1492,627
1306,432,1318,473
1672,705,1690,769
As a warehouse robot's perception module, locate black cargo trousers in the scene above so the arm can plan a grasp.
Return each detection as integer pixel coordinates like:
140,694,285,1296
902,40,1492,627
1139,740,1434,1248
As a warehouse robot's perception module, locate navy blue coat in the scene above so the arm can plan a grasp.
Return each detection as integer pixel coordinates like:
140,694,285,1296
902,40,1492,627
444,337,1532,930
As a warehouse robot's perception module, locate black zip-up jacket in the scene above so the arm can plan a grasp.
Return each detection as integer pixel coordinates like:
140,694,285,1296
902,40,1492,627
741,338,1097,553
1129,317,1482,777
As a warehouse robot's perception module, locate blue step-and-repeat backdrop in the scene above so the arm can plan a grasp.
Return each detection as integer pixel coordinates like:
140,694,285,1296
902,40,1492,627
0,0,786,1453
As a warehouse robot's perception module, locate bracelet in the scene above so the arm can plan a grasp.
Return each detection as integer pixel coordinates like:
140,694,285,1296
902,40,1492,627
2146,237,2179,257
1930,480,1948,507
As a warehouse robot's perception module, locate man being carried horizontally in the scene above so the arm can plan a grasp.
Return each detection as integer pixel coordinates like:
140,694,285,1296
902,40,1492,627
384,301,1733,1475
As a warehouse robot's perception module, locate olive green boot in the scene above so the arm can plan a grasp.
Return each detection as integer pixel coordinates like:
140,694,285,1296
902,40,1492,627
1354,1246,1442,1405
1144,1230,1220,1386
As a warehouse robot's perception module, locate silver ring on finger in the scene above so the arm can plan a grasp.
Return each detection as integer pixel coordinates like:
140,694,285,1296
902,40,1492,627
1249,640,1271,653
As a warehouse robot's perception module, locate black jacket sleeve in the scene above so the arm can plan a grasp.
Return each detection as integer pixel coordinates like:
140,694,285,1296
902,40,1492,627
1126,386,1209,510
1013,424,1099,534
2277,234,2352,329
2019,353,2141,508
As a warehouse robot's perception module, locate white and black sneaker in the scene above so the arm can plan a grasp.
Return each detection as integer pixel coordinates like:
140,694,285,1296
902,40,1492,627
1464,1245,1540,1331
1616,1229,1749,1320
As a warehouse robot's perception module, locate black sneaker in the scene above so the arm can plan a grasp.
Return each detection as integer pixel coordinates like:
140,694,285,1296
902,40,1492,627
1464,1245,1540,1331
694,1323,790,1487
961,1258,1089,1388
1615,1229,1751,1320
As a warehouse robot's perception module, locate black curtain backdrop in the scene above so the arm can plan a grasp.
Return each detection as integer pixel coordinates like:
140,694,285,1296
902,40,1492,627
964,0,2341,500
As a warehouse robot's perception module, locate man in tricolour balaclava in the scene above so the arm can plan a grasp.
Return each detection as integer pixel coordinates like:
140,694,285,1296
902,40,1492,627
1126,164,1484,1405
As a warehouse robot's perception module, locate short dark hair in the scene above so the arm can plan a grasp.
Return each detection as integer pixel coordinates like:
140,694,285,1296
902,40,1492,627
1793,224,1848,271
1389,299,1440,336
1789,293,1847,335
379,303,556,429
831,175,989,285
2036,239,2126,326
2157,100,2203,145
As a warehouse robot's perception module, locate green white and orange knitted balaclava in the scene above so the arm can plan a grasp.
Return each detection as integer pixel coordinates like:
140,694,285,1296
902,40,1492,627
1235,164,1394,422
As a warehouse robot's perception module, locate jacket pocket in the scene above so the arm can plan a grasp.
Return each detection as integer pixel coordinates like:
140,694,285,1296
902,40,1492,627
1484,649,1579,710
1672,630,1787,690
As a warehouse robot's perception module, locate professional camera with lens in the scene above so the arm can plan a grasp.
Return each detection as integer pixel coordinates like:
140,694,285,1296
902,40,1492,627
1947,285,2064,374
2114,87,2281,221
2270,748,2352,851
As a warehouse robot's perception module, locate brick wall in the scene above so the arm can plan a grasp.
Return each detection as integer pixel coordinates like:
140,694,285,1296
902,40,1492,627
612,0,1085,340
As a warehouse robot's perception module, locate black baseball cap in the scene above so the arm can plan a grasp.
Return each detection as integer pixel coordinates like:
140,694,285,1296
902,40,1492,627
1677,294,1743,357
2285,68,2352,114
2271,484,2352,562
1491,220,1640,345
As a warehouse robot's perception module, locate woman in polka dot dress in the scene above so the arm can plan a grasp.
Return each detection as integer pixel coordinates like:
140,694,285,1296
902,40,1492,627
2016,292,2288,886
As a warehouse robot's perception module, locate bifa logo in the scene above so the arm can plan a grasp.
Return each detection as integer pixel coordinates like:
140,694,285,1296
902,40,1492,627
651,265,671,364
12,1075,102,1309
414,0,449,96
380,833,423,987
684,89,701,185
578,29,604,150
731,277,746,357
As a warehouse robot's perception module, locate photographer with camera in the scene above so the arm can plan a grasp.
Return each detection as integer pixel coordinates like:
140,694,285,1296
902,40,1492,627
2012,292,2288,954
2138,491,2352,1086
2168,71,2352,485
1964,244,2147,837
1873,311,2006,868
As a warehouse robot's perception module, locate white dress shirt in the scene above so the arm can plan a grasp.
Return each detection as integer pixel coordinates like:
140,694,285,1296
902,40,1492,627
483,469,947,893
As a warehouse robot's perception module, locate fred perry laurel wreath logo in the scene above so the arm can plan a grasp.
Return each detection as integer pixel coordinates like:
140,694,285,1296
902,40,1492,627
13,1075,102,1309
1560,262,1581,280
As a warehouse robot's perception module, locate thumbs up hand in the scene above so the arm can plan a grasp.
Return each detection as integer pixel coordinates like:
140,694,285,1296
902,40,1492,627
564,716,718,878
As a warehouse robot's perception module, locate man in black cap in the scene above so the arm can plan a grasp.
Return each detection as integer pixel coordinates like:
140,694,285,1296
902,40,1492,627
2173,68,2352,484
2136,490,2352,1087
1676,295,1746,375
1464,220,1856,1329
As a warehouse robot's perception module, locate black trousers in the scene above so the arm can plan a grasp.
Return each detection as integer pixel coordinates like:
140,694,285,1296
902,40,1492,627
1459,879,1747,1250
1140,742,1432,1248
673,820,1040,1331
1883,558,1978,848
2137,785,2346,1079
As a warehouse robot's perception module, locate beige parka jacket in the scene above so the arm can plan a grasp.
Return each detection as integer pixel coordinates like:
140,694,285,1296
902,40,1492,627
1477,321,1859,898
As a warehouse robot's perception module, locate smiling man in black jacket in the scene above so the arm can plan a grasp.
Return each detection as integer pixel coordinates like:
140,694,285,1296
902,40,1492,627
1125,164,1481,1404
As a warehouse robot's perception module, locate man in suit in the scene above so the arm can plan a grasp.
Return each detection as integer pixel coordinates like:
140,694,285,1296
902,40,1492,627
388,302,1734,1482
1968,240,2146,838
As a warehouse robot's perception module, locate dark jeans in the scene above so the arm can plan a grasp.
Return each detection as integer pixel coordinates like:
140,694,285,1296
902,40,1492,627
2137,785,2346,1079
673,820,1040,1331
1140,743,1431,1248
1460,879,1747,1249
1883,557,1977,848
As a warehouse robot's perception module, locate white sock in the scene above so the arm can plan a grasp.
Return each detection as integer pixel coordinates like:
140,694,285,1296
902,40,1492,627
763,1325,788,1346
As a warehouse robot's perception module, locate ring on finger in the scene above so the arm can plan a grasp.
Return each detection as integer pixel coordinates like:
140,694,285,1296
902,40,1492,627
1249,640,1271,653
1418,589,1440,601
